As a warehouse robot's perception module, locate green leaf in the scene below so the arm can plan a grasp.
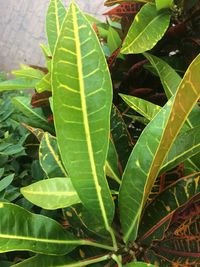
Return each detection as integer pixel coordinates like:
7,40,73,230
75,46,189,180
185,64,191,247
39,132,67,178
12,65,45,80
139,173,200,245
120,95,200,174
0,78,38,92
12,96,54,133
107,26,123,59
35,73,51,93
119,53,200,243
106,140,121,184
144,53,181,99
0,202,78,254
46,0,66,54
12,254,110,267
121,3,171,54
111,105,132,170
0,174,14,192
11,255,74,267
124,262,156,267
161,126,200,173
155,0,173,11
52,3,114,235
21,178,80,210
120,93,161,121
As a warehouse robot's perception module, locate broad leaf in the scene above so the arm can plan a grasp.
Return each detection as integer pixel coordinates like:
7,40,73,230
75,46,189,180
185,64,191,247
46,0,66,54
121,3,171,54
155,0,173,11
0,78,38,92
120,93,161,121
21,178,80,210
52,3,114,233
119,53,200,243
138,173,200,245
39,132,67,178
0,202,78,254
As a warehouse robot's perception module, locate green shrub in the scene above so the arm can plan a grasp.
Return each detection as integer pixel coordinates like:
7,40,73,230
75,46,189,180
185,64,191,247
0,0,200,266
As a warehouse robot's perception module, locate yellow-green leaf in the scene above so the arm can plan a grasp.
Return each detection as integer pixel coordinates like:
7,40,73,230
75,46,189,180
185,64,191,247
46,0,66,54
52,3,114,236
121,3,171,54
21,178,80,210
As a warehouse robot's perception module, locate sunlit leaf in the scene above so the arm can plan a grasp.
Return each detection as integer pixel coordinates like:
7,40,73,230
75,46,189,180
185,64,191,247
52,3,114,235
121,3,171,54
155,0,173,11
21,178,80,210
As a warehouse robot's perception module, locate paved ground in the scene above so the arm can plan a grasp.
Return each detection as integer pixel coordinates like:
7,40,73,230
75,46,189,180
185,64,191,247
0,0,108,72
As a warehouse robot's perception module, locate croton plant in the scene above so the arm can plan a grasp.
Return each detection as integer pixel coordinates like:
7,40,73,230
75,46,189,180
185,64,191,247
0,0,200,266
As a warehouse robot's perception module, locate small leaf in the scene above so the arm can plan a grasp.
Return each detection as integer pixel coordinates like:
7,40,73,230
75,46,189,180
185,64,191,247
111,105,132,170
12,65,45,80
0,174,14,192
106,140,121,184
161,125,200,173
46,0,66,54
39,132,67,178
12,96,54,133
121,3,171,54
155,0,173,11
120,94,161,121
0,78,38,92
144,53,181,99
107,26,122,55
35,73,51,93
21,178,80,210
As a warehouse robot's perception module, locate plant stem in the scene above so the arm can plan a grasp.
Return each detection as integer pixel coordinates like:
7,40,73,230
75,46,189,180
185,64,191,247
112,254,123,267
63,254,111,267
83,239,114,251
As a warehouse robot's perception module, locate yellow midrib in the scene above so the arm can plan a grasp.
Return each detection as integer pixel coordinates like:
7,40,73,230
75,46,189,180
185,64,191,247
71,4,109,230
44,133,67,176
122,7,165,52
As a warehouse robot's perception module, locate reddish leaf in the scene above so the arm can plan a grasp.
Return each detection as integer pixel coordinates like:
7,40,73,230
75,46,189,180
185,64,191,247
31,91,52,108
103,2,142,18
